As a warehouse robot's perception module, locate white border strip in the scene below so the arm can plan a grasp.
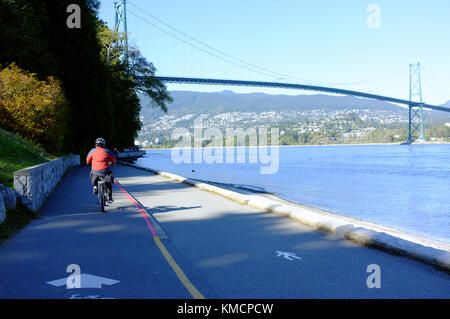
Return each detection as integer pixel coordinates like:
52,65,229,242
119,161,450,271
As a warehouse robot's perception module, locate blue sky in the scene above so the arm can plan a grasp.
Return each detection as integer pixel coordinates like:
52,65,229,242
98,0,450,105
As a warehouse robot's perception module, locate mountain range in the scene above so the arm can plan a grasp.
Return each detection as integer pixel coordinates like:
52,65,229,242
139,90,450,124
140,90,404,117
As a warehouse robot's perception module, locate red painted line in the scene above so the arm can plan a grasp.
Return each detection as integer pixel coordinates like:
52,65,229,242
114,179,159,237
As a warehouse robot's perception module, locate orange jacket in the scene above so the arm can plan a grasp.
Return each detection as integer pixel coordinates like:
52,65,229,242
86,146,116,171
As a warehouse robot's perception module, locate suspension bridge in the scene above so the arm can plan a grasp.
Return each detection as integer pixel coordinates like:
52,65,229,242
112,0,450,142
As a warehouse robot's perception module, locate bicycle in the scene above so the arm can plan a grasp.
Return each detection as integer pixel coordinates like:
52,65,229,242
97,179,108,213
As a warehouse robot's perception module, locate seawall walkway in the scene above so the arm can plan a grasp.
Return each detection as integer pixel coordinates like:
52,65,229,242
0,164,448,298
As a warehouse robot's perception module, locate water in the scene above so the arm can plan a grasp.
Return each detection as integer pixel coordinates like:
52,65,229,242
134,144,450,244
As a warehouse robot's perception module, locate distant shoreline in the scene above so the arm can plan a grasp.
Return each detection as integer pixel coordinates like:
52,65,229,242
141,141,450,151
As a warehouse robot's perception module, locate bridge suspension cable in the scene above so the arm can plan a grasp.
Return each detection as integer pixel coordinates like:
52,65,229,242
421,67,450,103
126,0,401,88
120,1,450,143
126,8,290,80
127,0,316,83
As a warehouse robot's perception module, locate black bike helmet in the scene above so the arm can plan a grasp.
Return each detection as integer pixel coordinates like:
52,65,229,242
95,137,106,146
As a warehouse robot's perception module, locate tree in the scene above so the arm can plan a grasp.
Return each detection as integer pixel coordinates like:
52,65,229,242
97,25,173,112
0,0,58,79
97,24,173,147
127,47,173,113
97,25,125,64
0,0,173,158
0,64,69,153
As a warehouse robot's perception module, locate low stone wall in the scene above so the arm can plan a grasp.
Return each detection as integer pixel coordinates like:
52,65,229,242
12,154,80,212
0,186,13,223
0,183,20,223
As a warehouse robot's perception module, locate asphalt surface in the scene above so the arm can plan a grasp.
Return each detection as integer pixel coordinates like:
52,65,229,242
0,164,449,299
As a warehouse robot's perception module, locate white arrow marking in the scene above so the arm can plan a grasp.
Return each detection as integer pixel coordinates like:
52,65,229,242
47,273,120,289
275,251,302,261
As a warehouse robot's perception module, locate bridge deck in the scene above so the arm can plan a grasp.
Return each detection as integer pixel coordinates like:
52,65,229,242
156,76,450,113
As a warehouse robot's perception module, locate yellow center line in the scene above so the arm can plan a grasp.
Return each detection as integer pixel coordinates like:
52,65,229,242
114,178,205,299
153,236,205,299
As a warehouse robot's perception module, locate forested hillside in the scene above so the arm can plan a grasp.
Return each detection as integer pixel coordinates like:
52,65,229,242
0,0,171,158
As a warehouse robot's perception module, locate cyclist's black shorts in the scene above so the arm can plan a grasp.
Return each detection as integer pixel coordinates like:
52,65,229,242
90,169,114,185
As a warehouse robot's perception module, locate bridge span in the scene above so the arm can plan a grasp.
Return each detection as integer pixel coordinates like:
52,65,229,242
156,76,450,113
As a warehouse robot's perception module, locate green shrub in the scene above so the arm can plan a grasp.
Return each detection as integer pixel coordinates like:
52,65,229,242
0,63,69,154
0,128,53,187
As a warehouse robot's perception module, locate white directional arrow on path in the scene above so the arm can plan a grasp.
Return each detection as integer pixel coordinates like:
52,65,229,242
47,273,120,289
275,251,302,261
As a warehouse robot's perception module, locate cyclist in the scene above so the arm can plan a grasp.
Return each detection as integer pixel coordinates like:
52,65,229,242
86,137,116,203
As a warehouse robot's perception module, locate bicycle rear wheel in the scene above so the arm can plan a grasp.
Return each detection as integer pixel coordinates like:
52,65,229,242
100,195,105,212
99,184,106,213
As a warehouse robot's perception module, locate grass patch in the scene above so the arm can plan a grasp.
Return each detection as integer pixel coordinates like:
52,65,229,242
0,128,55,188
0,201,38,245
0,129,58,244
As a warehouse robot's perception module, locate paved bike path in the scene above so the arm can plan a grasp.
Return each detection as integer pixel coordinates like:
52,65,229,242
113,164,450,298
0,166,195,299
0,164,449,298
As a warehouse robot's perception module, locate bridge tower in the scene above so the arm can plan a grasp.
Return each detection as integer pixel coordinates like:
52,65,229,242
408,62,425,142
114,0,129,65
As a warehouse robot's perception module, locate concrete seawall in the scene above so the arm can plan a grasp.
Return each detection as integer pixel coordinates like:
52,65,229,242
12,154,80,212
117,151,146,159
119,161,450,271
0,184,19,223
